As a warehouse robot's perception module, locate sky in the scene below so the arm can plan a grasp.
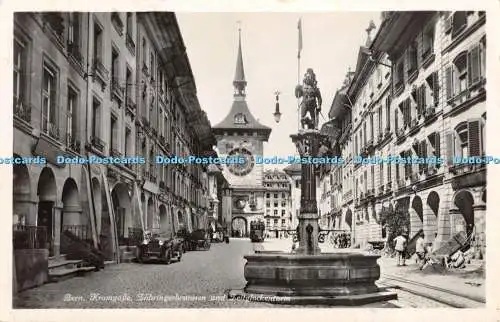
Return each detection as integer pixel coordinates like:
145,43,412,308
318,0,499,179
176,12,380,169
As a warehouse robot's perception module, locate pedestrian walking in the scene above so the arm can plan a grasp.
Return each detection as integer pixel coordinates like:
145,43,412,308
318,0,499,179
393,233,407,266
415,232,426,269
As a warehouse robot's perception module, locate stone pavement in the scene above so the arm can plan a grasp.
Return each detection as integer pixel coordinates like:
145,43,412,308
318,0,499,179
260,238,485,302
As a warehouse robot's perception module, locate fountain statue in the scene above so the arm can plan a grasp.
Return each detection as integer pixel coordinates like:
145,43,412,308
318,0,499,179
227,69,397,306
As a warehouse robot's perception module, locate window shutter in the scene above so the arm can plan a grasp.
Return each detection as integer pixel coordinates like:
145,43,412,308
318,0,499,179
395,108,398,130
434,132,441,159
420,85,426,112
445,65,453,99
445,131,454,165
422,140,428,171
468,119,482,157
433,72,439,106
467,44,480,86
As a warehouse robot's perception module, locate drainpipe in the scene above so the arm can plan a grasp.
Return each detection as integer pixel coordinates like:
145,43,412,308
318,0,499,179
84,13,99,250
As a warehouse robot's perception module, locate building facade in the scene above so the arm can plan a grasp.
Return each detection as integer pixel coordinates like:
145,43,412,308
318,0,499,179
13,12,216,263
283,163,301,230
212,29,272,238
263,169,292,238
328,11,486,256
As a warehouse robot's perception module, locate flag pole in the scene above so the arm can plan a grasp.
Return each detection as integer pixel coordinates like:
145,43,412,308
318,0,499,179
297,18,302,131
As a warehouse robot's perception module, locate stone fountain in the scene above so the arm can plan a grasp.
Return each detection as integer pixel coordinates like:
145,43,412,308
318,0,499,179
227,69,397,306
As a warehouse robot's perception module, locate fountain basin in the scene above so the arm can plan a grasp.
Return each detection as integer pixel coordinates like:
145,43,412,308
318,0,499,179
227,251,397,306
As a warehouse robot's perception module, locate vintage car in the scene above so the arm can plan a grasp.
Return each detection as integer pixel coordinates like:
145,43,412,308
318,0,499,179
185,229,211,251
136,231,182,264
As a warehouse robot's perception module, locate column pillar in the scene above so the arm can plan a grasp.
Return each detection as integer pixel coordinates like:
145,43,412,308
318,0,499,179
473,203,486,258
422,202,437,245
53,203,63,257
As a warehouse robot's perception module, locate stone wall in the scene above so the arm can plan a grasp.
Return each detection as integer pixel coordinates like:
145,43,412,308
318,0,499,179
14,249,49,292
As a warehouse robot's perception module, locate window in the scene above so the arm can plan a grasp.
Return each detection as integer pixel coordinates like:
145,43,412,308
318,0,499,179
417,140,428,173
426,72,439,108
281,210,285,216
67,13,81,60
370,113,374,141
274,202,278,208
93,22,103,62
407,42,418,74
126,13,133,37
92,97,101,139
452,12,467,38
281,219,286,226
266,219,270,226
274,193,278,198
363,122,367,145
150,52,155,79
125,127,131,157
422,26,434,59
378,107,382,135
110,114,118,152
387,162,391,182
266,201,270,207
42,64,57,136
395,60,404,87
14,38,26,111
281,201,286,207
126,67,132,101
274,219,278,225
111,48,119,86
266,193,270,198
67,87,78,145
385,96,391,130
448,120,484,160
399,98,411,127
274,210,278,216
379,164,383,186
295,180,300,188
415,85,426,116
142,38,147,69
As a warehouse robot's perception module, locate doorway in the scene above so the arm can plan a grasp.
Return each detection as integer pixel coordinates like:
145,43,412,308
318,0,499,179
37,201,54,256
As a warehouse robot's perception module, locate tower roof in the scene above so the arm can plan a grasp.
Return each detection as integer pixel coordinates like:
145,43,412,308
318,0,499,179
233,27,247,91
213,24,271,140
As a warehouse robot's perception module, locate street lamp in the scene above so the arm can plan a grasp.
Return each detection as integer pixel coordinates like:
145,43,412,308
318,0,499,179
273,90,282,123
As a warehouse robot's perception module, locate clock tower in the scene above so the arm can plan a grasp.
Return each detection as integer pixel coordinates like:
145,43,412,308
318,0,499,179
213,26,271,237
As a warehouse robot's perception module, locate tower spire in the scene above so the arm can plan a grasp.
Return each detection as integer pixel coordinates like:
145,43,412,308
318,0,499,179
233,21,247,97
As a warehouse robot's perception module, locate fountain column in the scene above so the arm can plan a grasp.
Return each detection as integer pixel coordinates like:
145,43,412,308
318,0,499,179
291,130,325,255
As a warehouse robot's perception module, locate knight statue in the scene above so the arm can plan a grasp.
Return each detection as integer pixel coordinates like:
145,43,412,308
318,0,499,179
295,68,323,130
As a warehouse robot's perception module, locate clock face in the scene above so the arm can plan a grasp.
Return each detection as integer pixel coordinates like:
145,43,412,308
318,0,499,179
227,147,255,176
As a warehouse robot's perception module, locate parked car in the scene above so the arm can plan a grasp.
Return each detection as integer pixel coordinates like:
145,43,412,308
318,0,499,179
136,231,181,264
185,229,211,251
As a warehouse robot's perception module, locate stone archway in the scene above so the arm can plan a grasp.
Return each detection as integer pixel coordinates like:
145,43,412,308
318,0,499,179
147,197,154,230
410,196,423,239
177,209,185,230
100,179,113,260
159,204,172,236
426,191,440,244
37,167,57,255
13,157,31,225
453,190,475,237
232,216,247,237
61,178,86,253
92,178,102,235
112,183,132,245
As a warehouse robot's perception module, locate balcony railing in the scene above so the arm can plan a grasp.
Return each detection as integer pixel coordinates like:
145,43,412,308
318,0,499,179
110,148,122,157
90,136,105,152
42,13,65,49
126,96,136,111
13,224,47,250
13,97,31,123
112,78,124,101
67,134,81,152
92,59,110,85
126,33,136,55
62,224,93,244
43,122,60,140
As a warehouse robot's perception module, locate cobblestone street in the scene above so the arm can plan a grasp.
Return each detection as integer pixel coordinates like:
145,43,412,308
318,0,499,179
14,239,279,308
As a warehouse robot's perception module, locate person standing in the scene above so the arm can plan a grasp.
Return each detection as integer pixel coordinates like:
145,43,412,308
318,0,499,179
415,232,426,268
393,233,407,266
